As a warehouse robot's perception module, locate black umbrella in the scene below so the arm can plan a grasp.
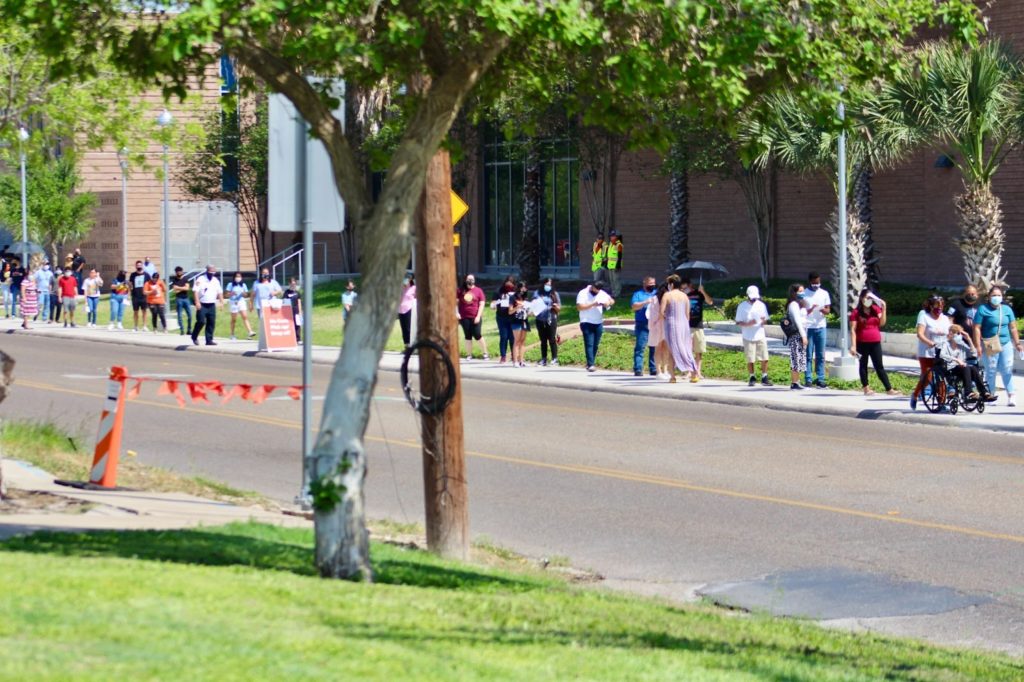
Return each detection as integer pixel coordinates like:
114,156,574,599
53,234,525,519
673,260,729,285
4,241,45,260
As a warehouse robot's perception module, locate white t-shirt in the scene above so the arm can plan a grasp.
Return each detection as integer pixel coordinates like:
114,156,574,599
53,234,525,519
803,287,831,329
735,299,769,342
576,287,613,325
194,274,223,304
916,310,951,358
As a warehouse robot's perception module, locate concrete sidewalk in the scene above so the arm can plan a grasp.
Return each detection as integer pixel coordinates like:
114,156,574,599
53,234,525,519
0,458,309,541
6,316,1024,435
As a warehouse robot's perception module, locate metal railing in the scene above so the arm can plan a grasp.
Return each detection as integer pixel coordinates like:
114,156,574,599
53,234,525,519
258,242,329,284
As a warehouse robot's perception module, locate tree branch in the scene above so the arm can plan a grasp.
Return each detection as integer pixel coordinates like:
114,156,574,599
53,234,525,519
229,42,373,226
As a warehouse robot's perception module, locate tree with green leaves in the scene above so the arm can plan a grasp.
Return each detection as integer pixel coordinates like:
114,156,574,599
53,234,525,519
0,155,97,267
747,89,905,306
877,40,1024,291
12,0,981,580
174,96,269,265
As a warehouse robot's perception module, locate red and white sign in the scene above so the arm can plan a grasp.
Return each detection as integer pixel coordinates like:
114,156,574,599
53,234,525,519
258,299,298,352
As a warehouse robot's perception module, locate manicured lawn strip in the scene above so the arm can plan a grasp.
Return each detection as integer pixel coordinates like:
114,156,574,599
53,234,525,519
531,333,920,394
0,420,266,505
0,522,1018,681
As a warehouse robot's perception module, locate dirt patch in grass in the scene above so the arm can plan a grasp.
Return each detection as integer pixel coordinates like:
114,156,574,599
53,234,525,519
0,489,94,515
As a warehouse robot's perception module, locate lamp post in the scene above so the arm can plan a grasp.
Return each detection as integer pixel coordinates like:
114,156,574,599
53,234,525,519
157,109,173,276
117,148,129,270
832,86,858,381
17,126,29,268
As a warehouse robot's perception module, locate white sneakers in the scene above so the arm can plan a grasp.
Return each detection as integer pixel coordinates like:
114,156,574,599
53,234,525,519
1008,394,1016,407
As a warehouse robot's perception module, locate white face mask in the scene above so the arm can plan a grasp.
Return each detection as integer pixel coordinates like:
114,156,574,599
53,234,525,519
990,295,1003,306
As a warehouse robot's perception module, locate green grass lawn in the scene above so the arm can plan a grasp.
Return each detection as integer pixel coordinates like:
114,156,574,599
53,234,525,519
0,522,1019,681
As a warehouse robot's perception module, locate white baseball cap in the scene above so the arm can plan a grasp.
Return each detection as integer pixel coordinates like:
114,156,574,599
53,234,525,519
746,285,760,299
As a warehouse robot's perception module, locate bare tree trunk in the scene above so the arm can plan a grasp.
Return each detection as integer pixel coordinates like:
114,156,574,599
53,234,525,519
853,164,880,289
667,143,689,270
517,145,542,284
827,207,869,310
0,350,14,499
735,161,776,286
415,150,468,559
955,183,1007,291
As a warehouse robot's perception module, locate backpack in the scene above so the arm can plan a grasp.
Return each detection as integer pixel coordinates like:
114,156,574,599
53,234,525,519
780,310,800,340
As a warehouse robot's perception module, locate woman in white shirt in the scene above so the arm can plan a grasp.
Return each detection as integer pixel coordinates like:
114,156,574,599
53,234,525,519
911,294,952,410
785,283,809,390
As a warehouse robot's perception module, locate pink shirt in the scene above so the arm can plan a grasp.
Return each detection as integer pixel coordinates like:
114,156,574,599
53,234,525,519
399,284,417,314
851,305,883,343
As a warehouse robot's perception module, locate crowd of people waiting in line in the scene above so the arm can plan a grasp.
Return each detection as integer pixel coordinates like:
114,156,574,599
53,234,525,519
1,249,304,345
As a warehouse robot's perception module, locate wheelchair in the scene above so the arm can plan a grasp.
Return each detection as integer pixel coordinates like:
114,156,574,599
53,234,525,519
920,357,985,415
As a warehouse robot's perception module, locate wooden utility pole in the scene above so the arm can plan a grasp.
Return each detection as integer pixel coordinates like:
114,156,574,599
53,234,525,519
415,149,468,559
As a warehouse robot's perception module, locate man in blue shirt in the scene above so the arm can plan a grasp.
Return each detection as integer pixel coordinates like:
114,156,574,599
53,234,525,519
33,262,55,323
630,276,658,376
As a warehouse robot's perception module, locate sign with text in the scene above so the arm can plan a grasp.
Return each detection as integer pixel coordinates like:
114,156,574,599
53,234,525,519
258,299,298,352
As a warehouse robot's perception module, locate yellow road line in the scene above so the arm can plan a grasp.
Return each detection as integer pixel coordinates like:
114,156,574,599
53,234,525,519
18,378,1024,546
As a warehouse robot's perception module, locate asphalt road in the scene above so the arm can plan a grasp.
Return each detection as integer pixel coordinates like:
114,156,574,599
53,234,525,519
2,333,1023,656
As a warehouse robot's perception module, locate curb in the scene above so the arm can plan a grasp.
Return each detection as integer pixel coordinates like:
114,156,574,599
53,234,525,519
13,323,1024,436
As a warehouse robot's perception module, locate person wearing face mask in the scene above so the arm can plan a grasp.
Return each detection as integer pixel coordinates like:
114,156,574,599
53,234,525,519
57,268,78,327
802,271,831,388
191,265,223,346
910,294,952,410
661,274,697,383
18,263,38,330
33,261,54,323
576,280,615,372
680,277,713,380
533,277,561,367
108,270,129,330
225,271,256,340
252,267,283,318
144,272,168,332
83,269,104,327
735,285,772,386
457,274,488,361
947,284,980,335
0,260,11,318
630,276,658,377
490,275,515,363
972,285,1022,407
283,277,302,342
850,288,896,396
129,260,150,331
170,266,193,335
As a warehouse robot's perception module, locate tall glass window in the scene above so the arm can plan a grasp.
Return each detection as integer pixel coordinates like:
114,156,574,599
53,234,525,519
483,130,578,272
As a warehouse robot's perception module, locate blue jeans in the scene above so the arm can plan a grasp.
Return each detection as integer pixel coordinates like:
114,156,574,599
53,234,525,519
983,342,1015,395
36,291,50,321
805,327,827,383
1,284,10,316
87,296,99,324
11,287,20,316
176,298,193,334
496,315,513,359
633,326,655,374
580,322,603,367
110,294,126,324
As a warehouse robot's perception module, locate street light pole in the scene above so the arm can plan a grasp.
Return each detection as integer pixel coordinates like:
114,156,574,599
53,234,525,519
18,127,29,268
117,148,129,270
157,109,173,277
838,94,849,359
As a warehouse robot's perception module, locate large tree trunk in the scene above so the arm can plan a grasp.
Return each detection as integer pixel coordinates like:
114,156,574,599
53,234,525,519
667,143,689,270
0,350,14,500
517,145,542,283
415,150,468,559
853,164,880,290
955,183,1007,291
232,42,508,580
827,206,869,311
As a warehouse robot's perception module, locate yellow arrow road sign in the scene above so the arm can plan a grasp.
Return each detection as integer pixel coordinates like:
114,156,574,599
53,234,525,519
451,190,469,227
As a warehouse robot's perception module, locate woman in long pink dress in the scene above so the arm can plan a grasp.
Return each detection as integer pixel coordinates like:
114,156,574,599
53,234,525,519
646,283,671,378
660,275,697,383
20,266,38,330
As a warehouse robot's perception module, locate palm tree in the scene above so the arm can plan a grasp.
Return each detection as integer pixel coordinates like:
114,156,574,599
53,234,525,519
747,89,900,308
876,40,1024,291
666,141,690,270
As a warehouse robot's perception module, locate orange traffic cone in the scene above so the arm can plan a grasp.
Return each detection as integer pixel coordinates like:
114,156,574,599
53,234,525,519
88,366,129,487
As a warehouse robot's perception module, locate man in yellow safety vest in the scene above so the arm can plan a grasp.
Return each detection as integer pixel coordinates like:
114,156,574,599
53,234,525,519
591,234,608,283
606,230,623,296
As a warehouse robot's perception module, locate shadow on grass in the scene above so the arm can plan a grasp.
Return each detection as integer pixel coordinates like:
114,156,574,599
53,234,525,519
0,523,544,593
